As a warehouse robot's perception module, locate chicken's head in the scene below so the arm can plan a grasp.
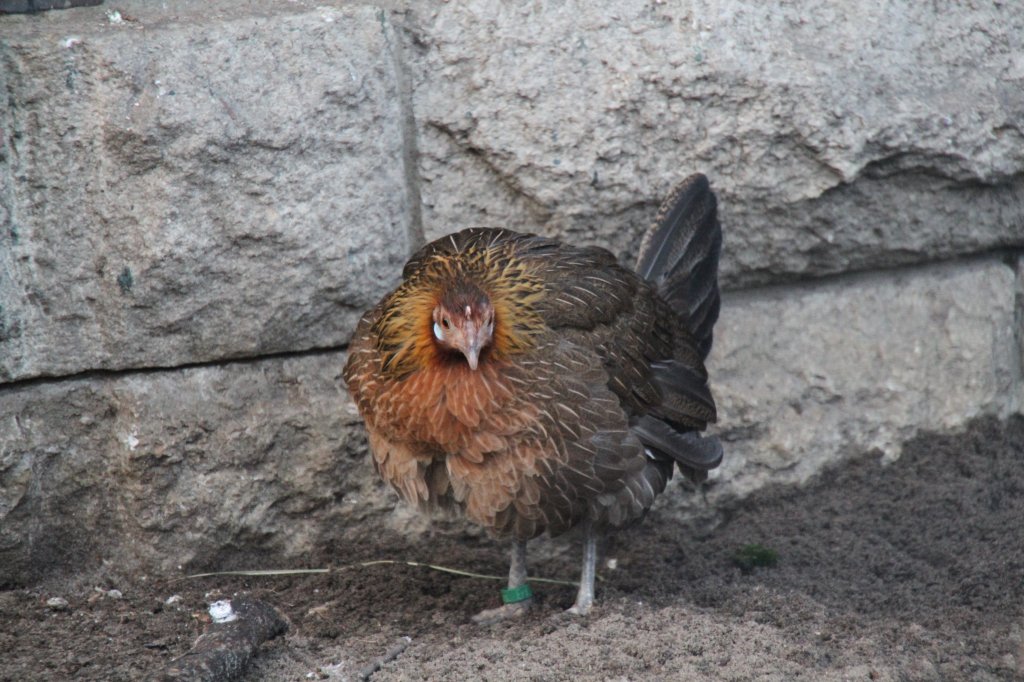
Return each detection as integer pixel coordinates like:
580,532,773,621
432,286,495,370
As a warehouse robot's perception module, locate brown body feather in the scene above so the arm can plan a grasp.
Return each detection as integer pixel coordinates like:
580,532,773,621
344,175,721,543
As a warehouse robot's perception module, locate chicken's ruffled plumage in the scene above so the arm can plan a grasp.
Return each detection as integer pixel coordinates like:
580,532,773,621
343,173,723,618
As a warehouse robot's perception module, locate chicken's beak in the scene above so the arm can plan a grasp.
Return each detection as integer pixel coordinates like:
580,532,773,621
461,321,483,371
464,344,481,371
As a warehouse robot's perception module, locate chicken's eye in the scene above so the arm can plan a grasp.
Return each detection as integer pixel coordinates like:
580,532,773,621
442,318,451,329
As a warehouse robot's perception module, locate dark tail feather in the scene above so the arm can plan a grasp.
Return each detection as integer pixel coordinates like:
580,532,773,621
635,174,722,360
631,414,724,473
649,359,717,425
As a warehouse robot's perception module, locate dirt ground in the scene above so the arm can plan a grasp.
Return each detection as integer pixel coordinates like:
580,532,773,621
2,415,1022,681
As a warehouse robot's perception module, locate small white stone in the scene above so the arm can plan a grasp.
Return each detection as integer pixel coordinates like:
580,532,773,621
106,589,123,600
46,597,69,611
209,600,237,623
165,594,183,606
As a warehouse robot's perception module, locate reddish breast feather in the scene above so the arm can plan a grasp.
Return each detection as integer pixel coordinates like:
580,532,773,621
372,361,530,462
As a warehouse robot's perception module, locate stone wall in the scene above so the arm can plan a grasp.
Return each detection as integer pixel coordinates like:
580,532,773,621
2,0,1022,585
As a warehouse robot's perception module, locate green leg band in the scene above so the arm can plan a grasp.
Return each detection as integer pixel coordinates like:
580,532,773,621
500,584,533,604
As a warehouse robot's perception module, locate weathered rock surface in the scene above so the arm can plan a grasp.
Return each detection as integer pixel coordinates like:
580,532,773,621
403,1,1024,286
0,1,1021,584
0,2,413,383
0,351,393,585
706,258,1021,502
4,260,1017,583
1016,255,1024,409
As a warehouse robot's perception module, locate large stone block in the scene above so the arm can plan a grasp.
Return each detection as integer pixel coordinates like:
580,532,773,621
0,3,413,383
1016,255,1024,413
706,258,1020,501
0,351,393,586
2,260,1017,584
402,1,1024,285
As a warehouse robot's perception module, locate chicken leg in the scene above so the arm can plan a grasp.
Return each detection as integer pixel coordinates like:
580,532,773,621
472,540,532,624
568,520,598,615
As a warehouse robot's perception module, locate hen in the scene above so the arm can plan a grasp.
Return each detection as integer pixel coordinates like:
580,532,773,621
343,174,723,622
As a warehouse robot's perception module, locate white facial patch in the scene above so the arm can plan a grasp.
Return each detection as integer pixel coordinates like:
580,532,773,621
433,322,444,341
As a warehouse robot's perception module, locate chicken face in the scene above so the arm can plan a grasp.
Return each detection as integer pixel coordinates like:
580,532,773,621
431,296,495,371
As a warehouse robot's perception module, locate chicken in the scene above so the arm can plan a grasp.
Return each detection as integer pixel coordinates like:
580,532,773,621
343,174,723,622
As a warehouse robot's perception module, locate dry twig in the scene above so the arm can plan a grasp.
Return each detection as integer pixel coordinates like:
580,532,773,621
357,636,412,680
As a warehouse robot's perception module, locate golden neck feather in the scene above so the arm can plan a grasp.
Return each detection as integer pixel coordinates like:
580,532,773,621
372,245,545,377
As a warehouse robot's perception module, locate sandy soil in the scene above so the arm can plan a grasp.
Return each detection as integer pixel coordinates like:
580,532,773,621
2,416,1022,681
